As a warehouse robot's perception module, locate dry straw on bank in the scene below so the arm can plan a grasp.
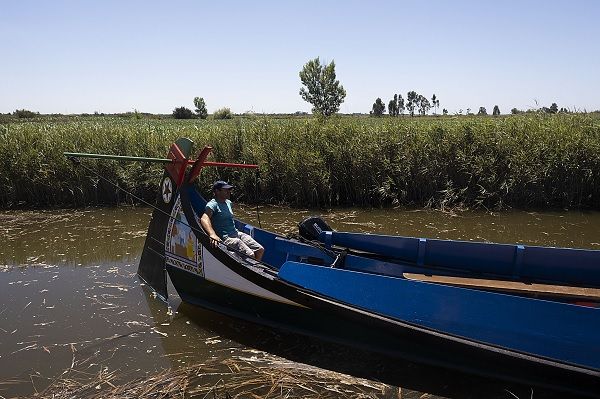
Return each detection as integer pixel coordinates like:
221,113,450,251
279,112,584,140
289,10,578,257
28,354,392,399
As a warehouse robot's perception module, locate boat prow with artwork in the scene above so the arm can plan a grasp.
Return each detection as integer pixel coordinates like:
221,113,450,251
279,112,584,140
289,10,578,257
65,138,600,398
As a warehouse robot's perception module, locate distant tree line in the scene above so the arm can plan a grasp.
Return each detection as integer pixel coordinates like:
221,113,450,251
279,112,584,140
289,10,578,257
367,91,574,118
370,92,440,117
511,103,567,115
171,97,232,120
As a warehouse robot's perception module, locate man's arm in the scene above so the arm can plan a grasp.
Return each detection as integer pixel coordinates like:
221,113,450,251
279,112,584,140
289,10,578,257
200,209,221,247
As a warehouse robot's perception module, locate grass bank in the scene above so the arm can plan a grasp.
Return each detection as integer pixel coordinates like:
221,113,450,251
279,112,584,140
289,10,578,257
1,114,599,210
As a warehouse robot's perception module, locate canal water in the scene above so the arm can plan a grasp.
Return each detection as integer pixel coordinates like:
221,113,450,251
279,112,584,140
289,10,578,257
1,206,598,398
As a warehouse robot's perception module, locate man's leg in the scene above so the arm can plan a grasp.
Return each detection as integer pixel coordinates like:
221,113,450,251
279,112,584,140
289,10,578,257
238,232,264,261
223,236,255,258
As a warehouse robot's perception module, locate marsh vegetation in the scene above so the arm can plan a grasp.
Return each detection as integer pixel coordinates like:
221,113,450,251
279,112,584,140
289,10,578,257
1,113,598,210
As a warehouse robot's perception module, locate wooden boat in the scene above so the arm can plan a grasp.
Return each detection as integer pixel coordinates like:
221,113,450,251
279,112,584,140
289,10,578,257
66,138,600,397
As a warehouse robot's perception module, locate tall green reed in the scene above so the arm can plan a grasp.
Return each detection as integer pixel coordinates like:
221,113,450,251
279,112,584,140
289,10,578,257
0,114,598,210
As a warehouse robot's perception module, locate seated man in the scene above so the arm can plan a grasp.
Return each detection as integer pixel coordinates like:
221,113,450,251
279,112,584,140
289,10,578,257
200,180,264,261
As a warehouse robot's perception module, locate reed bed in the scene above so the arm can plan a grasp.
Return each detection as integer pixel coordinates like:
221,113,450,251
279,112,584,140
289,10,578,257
1,114,599,210
27,352,392,399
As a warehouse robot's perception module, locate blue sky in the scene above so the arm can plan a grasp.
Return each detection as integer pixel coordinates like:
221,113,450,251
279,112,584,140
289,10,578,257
1,0,599,114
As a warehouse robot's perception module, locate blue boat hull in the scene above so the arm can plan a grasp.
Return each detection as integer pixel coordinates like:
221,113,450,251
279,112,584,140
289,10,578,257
166,253,600,397
279,261,600,372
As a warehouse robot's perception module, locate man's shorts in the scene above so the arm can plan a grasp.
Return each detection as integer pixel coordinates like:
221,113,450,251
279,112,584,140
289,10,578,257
223,231,263,258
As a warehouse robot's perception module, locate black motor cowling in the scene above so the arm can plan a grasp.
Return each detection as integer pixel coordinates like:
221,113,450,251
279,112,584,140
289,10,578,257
298,216,333,241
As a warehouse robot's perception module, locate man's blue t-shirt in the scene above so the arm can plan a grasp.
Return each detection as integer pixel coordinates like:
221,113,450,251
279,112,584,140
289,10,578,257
205,199,237,239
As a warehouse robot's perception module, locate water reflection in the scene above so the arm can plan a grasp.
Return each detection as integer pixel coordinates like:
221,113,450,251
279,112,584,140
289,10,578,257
0,208,150,267
1,206,599,398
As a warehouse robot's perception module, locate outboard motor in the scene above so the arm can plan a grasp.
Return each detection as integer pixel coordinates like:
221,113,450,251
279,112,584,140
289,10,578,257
298,216,333,241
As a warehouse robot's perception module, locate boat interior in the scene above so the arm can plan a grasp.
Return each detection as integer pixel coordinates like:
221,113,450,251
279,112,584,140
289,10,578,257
188,187,600,307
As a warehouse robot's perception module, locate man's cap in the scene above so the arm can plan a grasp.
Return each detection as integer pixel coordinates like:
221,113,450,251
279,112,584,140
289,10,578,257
213,180,234,190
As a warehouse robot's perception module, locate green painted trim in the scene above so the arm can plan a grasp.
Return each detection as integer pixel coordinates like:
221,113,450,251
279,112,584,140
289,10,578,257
174,137,194,158
64,152,170,163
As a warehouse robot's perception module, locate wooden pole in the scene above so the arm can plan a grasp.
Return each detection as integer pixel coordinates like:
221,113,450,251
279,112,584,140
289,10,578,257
63,152,258,168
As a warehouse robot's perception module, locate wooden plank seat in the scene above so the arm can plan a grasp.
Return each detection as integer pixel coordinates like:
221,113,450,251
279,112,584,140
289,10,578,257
404,273,600,302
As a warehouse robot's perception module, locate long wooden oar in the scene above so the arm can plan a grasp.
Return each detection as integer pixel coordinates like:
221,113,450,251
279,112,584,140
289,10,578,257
63,151,258,169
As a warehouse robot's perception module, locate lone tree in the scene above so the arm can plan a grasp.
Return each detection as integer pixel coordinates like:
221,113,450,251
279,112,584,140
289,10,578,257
388,96,397,117
371,98,386,116
397,94,405,115
172,106,194,119
194,97,208,119
417,95,431,116
431,94,440,114
549,102,558,114
477,106,488,116
299,57,346,117
406,91,418,116
493,105,501,116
